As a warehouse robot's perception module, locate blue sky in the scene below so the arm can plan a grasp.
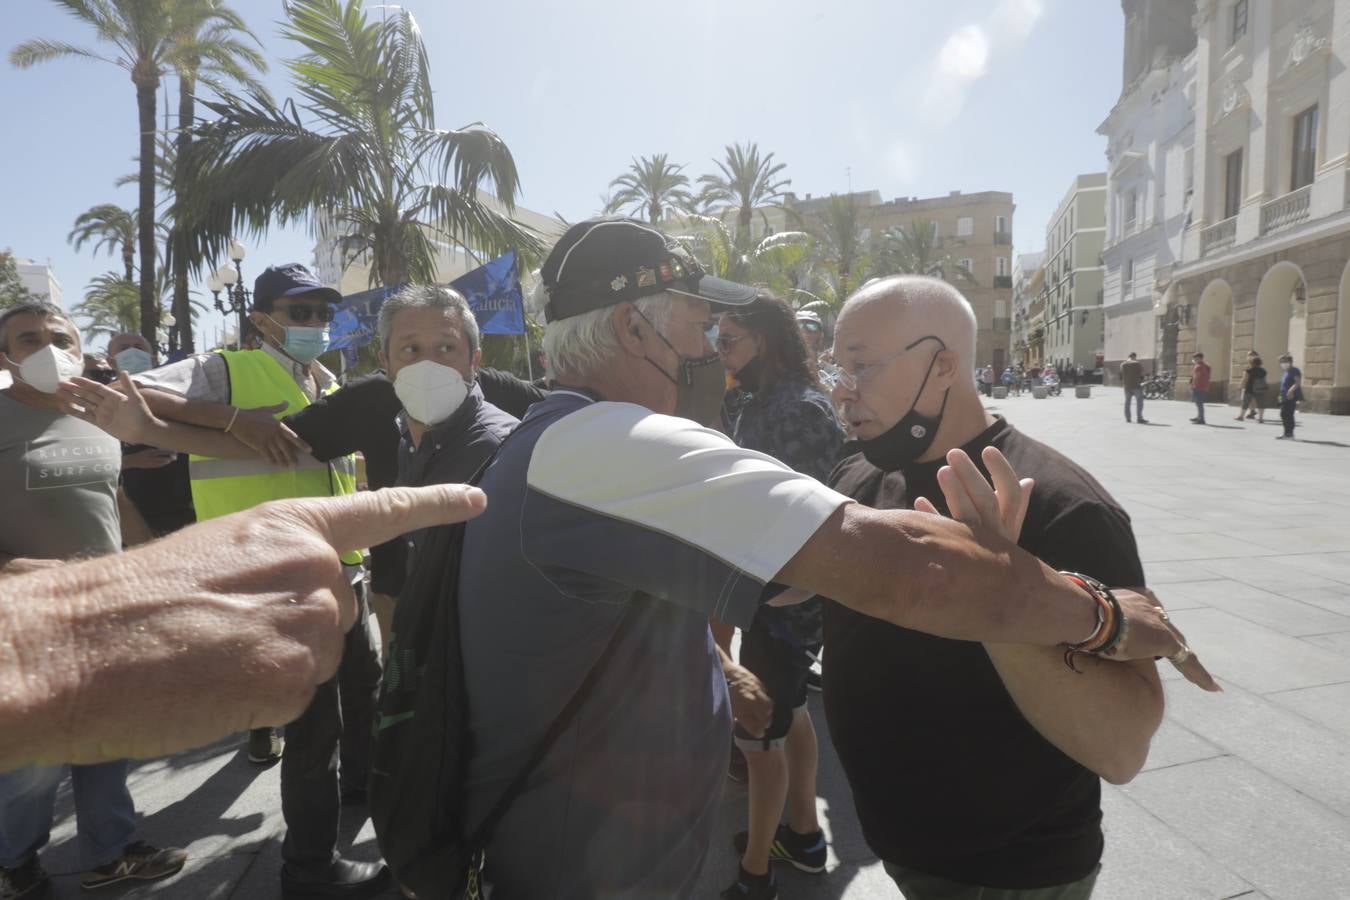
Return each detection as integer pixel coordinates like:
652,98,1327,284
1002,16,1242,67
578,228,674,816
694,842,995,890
2,0,1122,346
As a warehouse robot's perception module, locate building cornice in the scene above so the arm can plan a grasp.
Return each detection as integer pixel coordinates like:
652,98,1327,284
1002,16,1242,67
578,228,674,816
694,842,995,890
1173,211,1350,283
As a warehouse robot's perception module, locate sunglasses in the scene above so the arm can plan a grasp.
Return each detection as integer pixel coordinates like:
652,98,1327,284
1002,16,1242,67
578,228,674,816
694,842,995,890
799,321,822,332
274,302,336,324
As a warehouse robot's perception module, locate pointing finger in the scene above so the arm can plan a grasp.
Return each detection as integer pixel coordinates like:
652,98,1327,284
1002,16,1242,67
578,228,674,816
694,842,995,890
277,483,489,558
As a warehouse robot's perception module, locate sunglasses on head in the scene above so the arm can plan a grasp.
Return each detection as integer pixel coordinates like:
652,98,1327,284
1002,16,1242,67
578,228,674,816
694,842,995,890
274,301,335,324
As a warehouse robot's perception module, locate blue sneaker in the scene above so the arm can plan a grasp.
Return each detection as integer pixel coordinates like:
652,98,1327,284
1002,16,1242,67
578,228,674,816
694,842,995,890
734,824,828,873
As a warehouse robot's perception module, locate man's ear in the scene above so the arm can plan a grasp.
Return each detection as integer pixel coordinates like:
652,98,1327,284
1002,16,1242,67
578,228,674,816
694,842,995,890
470,347,482,378
377,349,388,371
613,303,645,357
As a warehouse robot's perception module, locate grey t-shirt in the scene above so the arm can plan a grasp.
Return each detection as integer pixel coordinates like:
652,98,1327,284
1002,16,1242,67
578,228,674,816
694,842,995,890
458,390,849,898
0,392,121,560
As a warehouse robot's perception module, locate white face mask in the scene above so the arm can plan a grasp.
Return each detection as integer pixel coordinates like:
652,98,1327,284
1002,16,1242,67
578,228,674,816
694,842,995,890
113,347,155,375
393,359,469,426
18,345,83,393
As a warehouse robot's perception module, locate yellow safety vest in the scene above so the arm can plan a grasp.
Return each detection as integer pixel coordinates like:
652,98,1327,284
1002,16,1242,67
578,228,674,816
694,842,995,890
188,349,362,565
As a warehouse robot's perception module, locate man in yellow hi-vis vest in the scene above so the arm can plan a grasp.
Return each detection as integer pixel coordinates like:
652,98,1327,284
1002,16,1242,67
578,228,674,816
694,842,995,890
133,263,389,897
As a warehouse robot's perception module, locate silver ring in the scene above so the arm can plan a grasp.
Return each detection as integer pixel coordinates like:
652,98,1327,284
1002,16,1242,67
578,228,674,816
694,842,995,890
1168,647,1191,665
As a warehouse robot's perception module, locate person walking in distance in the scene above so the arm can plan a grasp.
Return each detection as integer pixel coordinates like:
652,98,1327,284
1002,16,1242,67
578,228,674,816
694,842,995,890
1276,353,1303,440
1119,353,1146,424
1189,353,1211,425
1236,352,1267,423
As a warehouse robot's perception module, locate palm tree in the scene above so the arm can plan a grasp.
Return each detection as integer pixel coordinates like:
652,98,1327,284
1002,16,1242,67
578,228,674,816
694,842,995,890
167,9,267,353
873,220,975,283
696,143,790,241
801,194,874,303
181,0,539,291
605,154,694,224
68,204,138,282
12,0,264,345
73,270,203,341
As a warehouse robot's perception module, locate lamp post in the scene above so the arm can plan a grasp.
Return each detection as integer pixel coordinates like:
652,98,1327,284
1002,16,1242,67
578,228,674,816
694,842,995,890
207,239,250,348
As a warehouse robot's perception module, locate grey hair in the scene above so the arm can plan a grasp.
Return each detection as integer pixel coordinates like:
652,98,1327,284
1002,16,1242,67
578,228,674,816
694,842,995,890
542,292,674,381
377,285,480,354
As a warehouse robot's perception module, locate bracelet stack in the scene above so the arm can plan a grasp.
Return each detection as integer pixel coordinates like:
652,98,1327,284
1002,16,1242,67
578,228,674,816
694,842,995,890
1059,572,1126,673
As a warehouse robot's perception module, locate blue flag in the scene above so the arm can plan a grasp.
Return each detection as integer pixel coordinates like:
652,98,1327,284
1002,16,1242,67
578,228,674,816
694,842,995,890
453,252,525,336
329,284,401,369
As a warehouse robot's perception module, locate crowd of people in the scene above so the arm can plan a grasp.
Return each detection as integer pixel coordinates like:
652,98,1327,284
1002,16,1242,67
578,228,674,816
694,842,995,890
1,216,1222,900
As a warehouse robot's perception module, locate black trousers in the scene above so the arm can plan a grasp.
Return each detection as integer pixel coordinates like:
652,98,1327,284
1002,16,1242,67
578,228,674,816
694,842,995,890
1281,398,1297,436
280,580,382,868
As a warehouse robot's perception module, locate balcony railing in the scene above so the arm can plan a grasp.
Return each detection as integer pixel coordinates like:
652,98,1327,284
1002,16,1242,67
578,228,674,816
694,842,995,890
994,231,1012,246
1260,185,1312,235
993,318,1011,332
1200,216,1237,256
993,275,1013,289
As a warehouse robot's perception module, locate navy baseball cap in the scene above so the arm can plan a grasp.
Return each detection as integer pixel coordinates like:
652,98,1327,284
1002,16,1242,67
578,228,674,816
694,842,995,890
252,263,342,310
541,217,757,323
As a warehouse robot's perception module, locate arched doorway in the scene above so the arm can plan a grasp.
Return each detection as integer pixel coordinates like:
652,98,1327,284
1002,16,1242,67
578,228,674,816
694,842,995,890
1196,279,1234,398
1253,262,1307,374
1337,259,1350,387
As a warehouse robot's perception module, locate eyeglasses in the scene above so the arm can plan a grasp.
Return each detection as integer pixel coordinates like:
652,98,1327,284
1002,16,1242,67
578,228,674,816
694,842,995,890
835,336,944,392
799,321,822,333
715,334,744,352
274,302,336,324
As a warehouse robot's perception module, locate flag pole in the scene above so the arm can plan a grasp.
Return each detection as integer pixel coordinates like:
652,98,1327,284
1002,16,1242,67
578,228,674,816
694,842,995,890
524,325,534,381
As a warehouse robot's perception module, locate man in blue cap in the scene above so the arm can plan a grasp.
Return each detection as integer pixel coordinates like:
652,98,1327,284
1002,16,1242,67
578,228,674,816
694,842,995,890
132,263,389,897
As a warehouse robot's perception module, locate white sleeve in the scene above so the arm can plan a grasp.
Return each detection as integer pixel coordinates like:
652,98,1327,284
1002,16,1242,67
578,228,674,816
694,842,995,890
133,353,230,403
526,402,851,584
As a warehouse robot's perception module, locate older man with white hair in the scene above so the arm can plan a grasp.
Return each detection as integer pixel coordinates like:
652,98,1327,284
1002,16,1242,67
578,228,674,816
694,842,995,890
444,218,1207,899
823,276,1217,900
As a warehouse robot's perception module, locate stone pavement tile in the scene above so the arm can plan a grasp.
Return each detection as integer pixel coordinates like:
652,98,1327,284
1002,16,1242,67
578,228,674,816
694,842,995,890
1163,679,1350,817
1221,526,1350,555
1094,787,1255,900
1119,756,1350,900
1146,561,1232,585
1134,532,1276,563
1213,559,1345,593
1272,584,1350,618
1305,632,1350,654
1166,607,1350,694
1160,579,1350,637
1255,553,1350,586
1140,719,1227,772
1267,682,1350,741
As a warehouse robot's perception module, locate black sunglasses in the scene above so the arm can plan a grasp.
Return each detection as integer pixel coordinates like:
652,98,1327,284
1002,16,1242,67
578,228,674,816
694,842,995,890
275,302,336,324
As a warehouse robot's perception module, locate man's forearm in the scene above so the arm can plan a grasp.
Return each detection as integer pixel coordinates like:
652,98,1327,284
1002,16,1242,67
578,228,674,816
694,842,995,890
140,388,235,430
132,415,259,459
984,644,1163,784
779,504,1099,647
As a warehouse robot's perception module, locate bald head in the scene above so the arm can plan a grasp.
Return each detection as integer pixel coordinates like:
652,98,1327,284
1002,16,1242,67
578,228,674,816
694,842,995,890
836,276,977,371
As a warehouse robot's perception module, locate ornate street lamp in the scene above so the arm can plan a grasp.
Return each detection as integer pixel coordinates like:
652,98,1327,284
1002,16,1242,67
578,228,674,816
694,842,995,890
207,239,250,348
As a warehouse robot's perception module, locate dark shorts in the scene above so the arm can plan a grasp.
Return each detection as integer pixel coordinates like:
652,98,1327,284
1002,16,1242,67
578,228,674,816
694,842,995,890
734,613,819,750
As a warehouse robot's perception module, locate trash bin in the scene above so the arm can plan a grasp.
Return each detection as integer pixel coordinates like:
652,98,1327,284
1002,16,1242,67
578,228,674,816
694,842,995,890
993,386,1008,399
1075,385,1091,399
1032,386,1048,399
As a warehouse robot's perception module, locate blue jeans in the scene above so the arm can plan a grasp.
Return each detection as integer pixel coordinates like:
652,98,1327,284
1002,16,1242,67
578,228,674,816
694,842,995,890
1124,388,1144,421
0,761,137,869
1192,388,1207,422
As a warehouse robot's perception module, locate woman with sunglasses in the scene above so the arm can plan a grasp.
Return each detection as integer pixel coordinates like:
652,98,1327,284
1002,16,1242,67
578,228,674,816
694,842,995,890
715,292,845,900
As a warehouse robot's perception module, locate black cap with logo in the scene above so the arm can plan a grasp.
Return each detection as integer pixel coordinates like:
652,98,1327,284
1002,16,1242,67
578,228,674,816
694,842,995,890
253,263,342,311
541,217,758,323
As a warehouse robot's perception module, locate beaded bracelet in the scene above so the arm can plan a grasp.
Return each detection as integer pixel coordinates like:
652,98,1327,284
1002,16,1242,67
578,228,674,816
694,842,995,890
1059,572,1124,672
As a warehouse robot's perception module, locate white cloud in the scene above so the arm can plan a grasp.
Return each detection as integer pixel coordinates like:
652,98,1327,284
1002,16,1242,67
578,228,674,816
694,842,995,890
919,0,1047,128
887,140,920,186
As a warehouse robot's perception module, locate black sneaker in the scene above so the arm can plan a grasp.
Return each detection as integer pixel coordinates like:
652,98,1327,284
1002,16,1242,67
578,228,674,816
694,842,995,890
720,866,777,900
81,841,187,889
0,856,49,899
733,824,828,873
247,727,283,765
805,669,823,692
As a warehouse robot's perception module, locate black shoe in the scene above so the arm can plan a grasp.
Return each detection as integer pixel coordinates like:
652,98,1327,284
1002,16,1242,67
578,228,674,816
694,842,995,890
247,727,283,765
81,841,187,889
806,668,823,692
733,824,828,873
281,859,391,898
1138,419,1149,424
0,856,49,899
721,866,777,899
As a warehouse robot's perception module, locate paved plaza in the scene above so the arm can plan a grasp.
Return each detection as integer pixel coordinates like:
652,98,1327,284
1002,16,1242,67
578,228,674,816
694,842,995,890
27,387,1350,899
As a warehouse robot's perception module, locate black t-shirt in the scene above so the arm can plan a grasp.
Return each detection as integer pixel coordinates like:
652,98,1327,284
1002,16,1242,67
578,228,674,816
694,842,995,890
823,417,1145,889
475,367,549,420
121,447,196,536
284,375,404,594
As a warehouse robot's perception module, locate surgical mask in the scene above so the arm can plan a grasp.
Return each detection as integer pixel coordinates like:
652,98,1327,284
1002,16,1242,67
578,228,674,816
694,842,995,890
265,314,330,363
637,310,727,428
856,337,949,471
113,347,154,375
17,345,83,394
394,360,469,426
1280,362,1292,370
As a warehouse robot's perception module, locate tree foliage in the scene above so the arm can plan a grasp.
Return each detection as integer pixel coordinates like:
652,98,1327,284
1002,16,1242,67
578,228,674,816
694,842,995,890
605,154,694,224
0,251,39,310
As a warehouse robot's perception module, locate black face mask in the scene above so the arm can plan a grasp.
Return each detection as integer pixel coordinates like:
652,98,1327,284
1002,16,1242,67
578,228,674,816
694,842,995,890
637,310,727,428
734,357,763,394
856,336,950,471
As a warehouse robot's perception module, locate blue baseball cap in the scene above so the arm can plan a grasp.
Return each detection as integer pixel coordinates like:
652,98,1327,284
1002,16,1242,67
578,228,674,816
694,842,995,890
252,263,342,310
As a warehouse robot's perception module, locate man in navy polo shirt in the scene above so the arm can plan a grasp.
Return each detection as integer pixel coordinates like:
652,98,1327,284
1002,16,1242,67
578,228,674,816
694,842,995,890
450,217,1206,899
